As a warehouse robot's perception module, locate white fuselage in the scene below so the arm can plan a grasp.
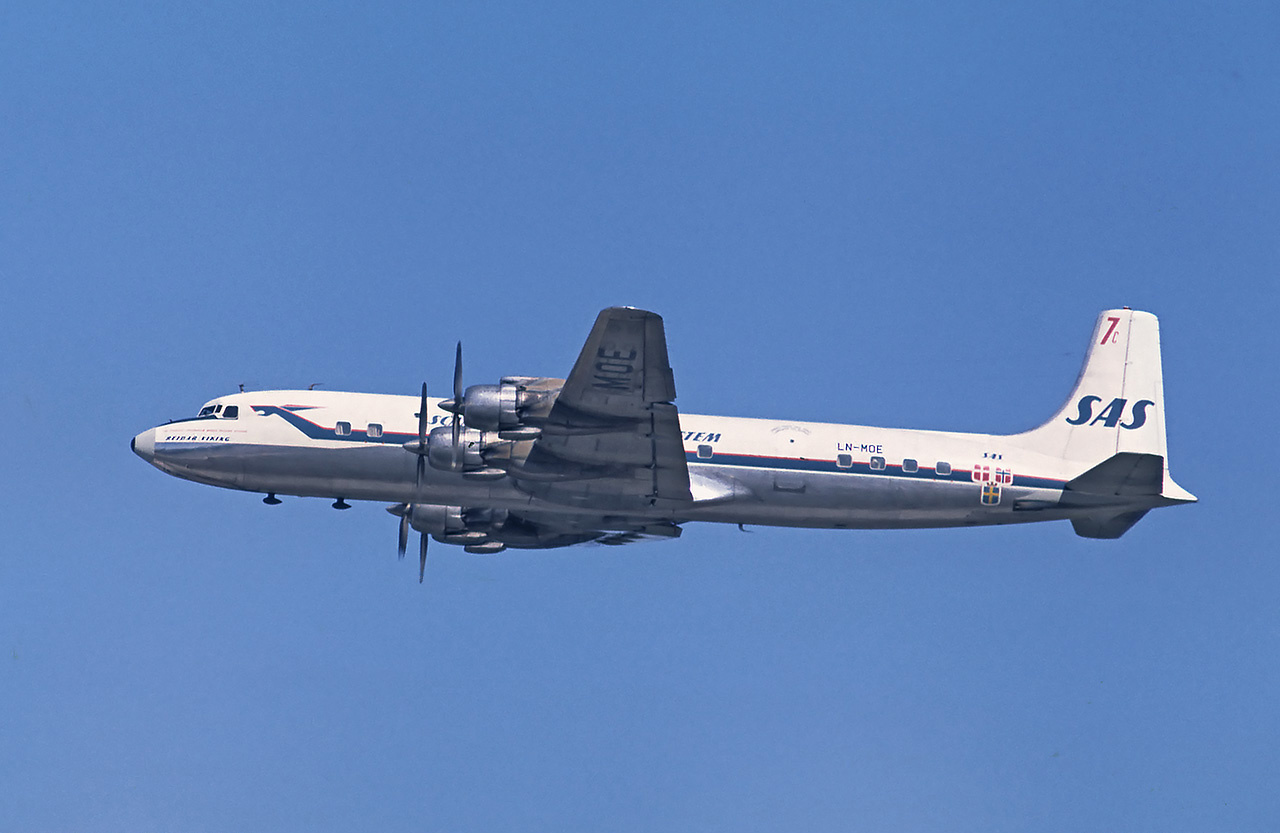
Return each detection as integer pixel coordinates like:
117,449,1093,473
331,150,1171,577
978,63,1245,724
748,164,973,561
131,388,1160,533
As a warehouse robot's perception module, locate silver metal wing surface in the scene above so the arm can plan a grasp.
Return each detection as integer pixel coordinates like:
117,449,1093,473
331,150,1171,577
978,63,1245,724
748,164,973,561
512,307,693,512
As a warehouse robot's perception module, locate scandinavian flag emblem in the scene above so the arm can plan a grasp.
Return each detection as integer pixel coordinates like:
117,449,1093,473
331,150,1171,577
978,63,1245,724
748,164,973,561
972,465,1012,485
973,464,1012,504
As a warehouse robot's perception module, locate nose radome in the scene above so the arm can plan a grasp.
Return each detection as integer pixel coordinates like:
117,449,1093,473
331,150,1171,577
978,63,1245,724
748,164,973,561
132,428,156,462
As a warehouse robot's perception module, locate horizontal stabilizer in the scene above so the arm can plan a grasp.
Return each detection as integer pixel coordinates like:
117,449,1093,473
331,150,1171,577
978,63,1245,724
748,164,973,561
1065,452,1164,497
1071,510,1150,539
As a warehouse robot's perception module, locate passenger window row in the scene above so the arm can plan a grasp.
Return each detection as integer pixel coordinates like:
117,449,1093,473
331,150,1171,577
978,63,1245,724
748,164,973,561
836,455,953,476
335,422,383,438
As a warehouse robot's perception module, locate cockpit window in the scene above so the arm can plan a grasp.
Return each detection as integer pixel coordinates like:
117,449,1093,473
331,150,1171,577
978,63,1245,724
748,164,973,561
198,404,239,419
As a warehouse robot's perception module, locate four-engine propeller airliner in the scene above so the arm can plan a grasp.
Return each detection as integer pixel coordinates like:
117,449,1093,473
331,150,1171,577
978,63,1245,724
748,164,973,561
132,307,1195,582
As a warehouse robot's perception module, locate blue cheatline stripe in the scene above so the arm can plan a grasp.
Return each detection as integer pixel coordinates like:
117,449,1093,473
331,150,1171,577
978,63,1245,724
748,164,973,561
251,405,420,445
684,451,1065,490
246,405,1065,490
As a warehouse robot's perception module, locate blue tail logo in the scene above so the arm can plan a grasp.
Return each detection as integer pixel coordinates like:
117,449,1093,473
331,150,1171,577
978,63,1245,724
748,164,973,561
1065,396,1155,429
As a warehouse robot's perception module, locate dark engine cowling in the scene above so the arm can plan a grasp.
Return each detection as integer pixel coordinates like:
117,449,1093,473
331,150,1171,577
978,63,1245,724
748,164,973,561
408,504,507,533
457,379,560,434
461,384,521,431
426,426,487,472
407,503,466,536
408,503,509,548
429,378,566,475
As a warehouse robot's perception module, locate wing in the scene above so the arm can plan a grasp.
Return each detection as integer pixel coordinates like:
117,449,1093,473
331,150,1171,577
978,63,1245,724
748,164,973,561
495,509,683,549
513,307,693,511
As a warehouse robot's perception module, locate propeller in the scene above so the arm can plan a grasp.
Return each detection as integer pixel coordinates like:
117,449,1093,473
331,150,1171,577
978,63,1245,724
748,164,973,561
451,341,463,470
406,341,468,479
403,383,430,485
391,504,428,586
415,382,429,487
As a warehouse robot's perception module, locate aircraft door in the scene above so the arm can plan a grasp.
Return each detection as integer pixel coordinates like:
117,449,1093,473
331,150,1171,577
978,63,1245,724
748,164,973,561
771,424,810,493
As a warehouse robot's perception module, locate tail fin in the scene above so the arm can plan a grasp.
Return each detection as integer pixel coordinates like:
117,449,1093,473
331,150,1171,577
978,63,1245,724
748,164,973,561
1011,308,1196,503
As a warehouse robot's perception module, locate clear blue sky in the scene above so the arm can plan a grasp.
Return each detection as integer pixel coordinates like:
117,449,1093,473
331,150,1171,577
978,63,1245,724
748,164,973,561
3,2,1276,830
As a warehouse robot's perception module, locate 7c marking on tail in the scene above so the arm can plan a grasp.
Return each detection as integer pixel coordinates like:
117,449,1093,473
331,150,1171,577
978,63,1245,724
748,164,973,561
1100,316,1122,345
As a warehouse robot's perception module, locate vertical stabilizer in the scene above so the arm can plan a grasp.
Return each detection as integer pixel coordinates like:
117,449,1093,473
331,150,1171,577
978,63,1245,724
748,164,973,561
1011,309,1168,465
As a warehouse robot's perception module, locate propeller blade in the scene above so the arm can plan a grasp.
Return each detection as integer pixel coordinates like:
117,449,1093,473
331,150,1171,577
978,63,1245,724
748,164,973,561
417,382,429,446
452,341,463,404
398,513,409,559
413,382,429,487
451,341,463,470
418,533,428,583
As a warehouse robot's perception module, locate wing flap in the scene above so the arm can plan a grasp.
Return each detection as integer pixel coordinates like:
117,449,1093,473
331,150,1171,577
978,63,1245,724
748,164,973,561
650,402,691,498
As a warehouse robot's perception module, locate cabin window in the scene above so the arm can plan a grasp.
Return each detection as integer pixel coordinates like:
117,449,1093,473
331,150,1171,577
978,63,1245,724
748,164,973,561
222,405,239,419
870,456,886,471
836,453,853,469
936,461,952,476
697,444,714,459
335,421,351,436
367,423,383,439
902,458,917,473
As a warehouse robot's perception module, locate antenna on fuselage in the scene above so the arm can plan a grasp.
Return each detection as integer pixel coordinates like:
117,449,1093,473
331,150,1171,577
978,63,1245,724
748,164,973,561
308,383,324,390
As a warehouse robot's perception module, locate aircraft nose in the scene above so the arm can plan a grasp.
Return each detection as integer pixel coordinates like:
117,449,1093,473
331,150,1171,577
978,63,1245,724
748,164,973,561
132,428,156,462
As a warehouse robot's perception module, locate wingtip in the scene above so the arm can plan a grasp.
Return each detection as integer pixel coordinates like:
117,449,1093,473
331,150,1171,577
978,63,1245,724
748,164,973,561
603,305,659,318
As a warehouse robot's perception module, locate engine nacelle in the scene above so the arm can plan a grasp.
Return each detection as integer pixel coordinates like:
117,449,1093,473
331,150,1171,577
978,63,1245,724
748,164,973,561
426,425,488,472
408,504,510,537
456,379,562,433
461,384,521,431
407,504,465,536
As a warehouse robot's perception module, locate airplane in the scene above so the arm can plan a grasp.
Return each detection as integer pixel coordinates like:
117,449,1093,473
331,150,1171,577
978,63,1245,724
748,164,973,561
132,306,1196,582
